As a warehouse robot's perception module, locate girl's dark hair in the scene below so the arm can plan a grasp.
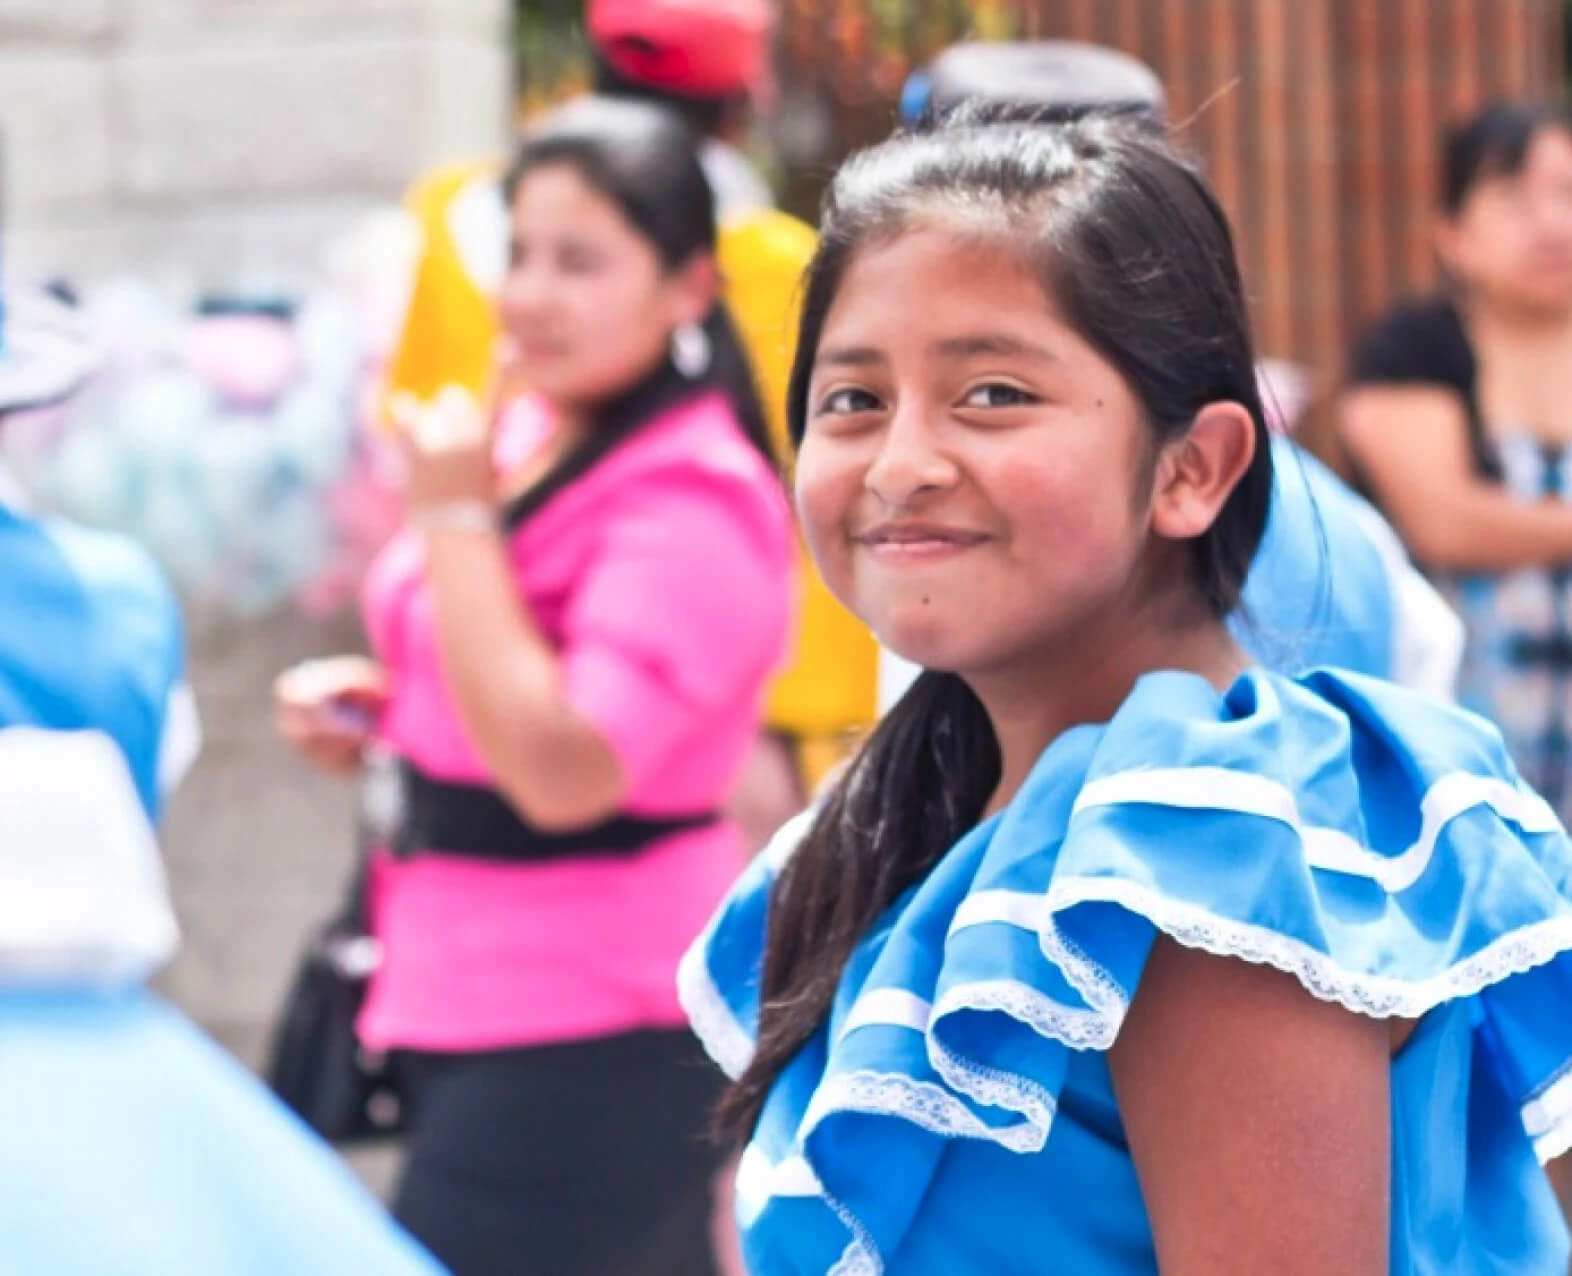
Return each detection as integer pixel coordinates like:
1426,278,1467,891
498,95,773,527
716,103,1275,1142
1441,99,1572,215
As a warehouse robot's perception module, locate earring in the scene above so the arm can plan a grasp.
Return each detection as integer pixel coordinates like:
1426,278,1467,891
670,322,711,379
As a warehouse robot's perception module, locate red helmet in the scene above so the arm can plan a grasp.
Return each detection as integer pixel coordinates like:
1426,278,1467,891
587,0,772,99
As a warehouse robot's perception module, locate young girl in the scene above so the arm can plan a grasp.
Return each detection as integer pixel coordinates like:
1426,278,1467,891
681,107,1572,1274
277,98,792,1275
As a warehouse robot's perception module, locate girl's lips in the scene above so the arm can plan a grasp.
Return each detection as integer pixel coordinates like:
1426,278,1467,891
856,523,991,563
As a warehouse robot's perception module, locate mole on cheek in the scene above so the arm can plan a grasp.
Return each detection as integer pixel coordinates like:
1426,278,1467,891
921,596,931,606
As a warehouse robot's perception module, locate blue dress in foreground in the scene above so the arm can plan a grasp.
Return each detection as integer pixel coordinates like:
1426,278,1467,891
681,668,1572,1274
0,502,190,822
0,986,445,1276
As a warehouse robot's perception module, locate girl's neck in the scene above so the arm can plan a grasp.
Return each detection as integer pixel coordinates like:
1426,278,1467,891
1463,293,1572,350
543,397,592,444
972,612,1246,816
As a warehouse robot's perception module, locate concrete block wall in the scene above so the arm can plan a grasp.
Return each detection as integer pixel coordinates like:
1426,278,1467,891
0,0,513,290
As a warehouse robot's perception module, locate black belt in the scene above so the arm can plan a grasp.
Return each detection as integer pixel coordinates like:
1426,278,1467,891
364,754,719,863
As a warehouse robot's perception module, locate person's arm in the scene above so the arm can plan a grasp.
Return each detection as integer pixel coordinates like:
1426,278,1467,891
1108,938,1390,1275
397,387,625,831
422,524,626,831
1545,1154,1572,1275
405,388,791,835
1341,386,1572,572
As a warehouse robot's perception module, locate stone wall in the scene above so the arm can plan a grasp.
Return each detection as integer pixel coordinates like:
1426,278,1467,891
0,0,513,290
0,4,510,1189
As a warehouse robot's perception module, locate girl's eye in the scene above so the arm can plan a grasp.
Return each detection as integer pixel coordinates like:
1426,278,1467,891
819,387,882,415
961,383,1036,408
558,244,603,273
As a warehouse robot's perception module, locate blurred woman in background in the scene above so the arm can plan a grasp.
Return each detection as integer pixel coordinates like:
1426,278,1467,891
1342,101,1572,819
275,98,792,1276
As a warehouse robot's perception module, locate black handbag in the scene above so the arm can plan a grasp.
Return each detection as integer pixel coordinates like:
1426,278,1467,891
266,754,405,1144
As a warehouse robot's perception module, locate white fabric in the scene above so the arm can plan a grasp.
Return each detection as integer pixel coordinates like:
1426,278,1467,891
701,141,774,220
0,726,177,982
155,680,202,801
839,988,931,1038
677,808,816,1081
1347,496,1465,700
877,649,922,716
737,1146,822,1219
1522,1067,1572,1164
1073,764,1560,894
445,177,510,297
675,925,754,1080
0,287,100,412
0,458,30,511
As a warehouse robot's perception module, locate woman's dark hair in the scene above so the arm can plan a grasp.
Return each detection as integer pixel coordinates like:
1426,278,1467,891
590,53,743,142
498,95,774,527
1441,99,1572,215
715,104,1275,1142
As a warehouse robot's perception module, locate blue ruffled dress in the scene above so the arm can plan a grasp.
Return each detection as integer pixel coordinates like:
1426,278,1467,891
680,668,1572,1274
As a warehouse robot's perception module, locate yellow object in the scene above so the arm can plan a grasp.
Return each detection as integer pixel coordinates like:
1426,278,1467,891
716,209,878,778
383,164,880,787
382,159,503,415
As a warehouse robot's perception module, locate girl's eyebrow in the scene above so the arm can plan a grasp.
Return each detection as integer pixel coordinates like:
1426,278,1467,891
815,333,1060,369
933,333,1059,363
814,344,886,369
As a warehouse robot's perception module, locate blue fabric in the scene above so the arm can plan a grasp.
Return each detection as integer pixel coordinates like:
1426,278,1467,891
0,986,444,1275
1235,438,1395,678
683,668,1572,1274
1439,433,1572,820
0,507,185,821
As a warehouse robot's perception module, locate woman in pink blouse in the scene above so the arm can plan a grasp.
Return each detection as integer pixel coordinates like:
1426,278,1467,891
275,98,793,1276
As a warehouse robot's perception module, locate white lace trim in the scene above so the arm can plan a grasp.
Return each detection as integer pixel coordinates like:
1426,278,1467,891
734,1144,882,1275
675,930,754,1080
932,976,1110,1052
949,890,1129,1047
676,812,813,1079
805,1067,1043,1155
925,1012,1056,1150
1045,876,1572,1020
794,1067,1047,1276
1523,1063,1572,1165
1036,913,1130,1042
822,1202,880,1276
827,1240,879,1276
1073,764,1561,895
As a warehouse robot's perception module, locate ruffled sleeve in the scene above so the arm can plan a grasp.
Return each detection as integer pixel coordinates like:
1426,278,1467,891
679,667,1572,1276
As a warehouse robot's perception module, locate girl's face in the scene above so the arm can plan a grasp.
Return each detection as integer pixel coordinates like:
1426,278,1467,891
795,230,1169,679
1438,126,1572,315
498,162,710,409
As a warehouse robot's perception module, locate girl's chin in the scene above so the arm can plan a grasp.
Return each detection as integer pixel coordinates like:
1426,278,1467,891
872,620,978,676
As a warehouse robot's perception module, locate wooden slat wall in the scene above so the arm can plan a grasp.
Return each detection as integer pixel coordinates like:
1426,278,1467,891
776,0,1562,392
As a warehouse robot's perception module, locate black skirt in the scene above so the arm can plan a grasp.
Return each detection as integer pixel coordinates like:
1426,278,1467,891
390,1028,726,1276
